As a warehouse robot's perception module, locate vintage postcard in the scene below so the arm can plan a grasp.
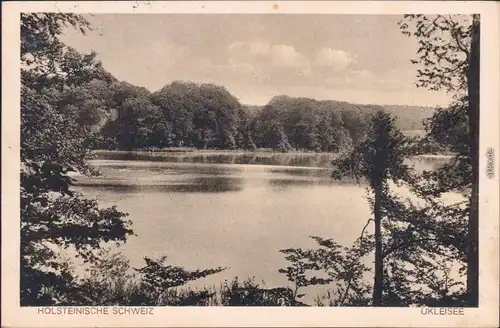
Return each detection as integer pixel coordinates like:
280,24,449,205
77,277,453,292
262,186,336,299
2,1,499,327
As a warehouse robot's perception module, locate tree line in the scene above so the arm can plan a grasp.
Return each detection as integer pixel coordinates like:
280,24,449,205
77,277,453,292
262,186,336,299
62,76,455,153
20,13,478,307
62,78,376,152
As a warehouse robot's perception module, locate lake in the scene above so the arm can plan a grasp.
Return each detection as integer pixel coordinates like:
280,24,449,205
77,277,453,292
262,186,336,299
72,151,461,301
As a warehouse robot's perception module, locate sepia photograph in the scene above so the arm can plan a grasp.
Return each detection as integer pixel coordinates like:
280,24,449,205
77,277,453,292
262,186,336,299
2,1,499,327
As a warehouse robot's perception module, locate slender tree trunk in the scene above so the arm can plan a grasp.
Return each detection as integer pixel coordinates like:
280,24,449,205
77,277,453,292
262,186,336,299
466,14,480,307
373,185,383,306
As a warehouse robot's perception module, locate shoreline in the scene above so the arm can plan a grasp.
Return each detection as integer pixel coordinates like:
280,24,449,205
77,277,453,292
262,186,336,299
92,148,456,159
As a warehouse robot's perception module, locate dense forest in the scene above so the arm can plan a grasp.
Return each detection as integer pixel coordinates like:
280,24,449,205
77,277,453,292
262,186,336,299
20,13,479,308
61,77,440,153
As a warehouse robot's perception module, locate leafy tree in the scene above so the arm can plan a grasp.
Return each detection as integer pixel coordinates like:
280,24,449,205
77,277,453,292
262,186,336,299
150,82,194,146
20,13,134,305
98,81,156,148
79,252,299,306
316,104,351,152
278,98,317,150
281,234,374,306
399,14,480,306
149,82,242,149
236,106,258,150
340,106,371,145
267,122,292,152
20,13,221,307
114,97,164,149
249,96,376,153
132,256,225,305
21,14,114,92
149,116,175,149
78,251,226,306
54,79,114,130
423,95,469,153
331,110,413,306
197,83,241,149
82,83,396,153
277,110,468,307
110,81,151,105
279,245,337,303
218,277,301,306
377,191,468,306
251,103,284,149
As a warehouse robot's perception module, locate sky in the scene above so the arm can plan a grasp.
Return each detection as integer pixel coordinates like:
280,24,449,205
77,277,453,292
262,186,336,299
60,14,454,107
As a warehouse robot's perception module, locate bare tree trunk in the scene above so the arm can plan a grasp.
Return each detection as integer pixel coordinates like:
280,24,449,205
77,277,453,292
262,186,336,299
466,14,480,307
373,186,383,306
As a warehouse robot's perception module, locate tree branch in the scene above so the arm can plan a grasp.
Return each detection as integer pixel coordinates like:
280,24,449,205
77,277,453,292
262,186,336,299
445,15,471,59
360,218,374,249
338,218,374,306
383,237,439,260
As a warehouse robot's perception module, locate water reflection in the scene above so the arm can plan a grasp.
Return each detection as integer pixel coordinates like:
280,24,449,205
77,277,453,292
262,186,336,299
80,152,453,196
93,161,242,175
268,167,331,178
75,176,244,193
93,151,451,173
75,159,246,194
162,165,240,176
74,151,460,302
267,175,361,190
187,176,243,192
93,151,335,168
268,178,334,188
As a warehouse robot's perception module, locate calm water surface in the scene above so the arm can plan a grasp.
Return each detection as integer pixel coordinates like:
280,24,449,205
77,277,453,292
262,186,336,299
73,152,461,298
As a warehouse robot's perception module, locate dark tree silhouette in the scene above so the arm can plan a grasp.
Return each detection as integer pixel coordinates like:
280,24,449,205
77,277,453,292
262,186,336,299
399,14,480,306
332,110,413,306
20,13,230,306
20,13,134,305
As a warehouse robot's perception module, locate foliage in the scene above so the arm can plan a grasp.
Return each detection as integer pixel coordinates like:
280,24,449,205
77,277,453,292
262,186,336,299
274,14,477,308
379,192,468,306
78,252,299,306
278,176,468,307
149,82,242,149
399,14,479,306
398,14,472,94
218,277,302,306
397,13,477,204
423,96,469,153
21,13,114,92
133,256,226,305
63,79,436,153
280,235,373,306
20,13,223,307
20,13,135,306
332,110,414,188
333,110,414,306
280,109,469,307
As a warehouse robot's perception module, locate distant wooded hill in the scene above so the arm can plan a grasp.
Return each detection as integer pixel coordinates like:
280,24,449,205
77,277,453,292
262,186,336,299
243,101,436,133
64,79,438,152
